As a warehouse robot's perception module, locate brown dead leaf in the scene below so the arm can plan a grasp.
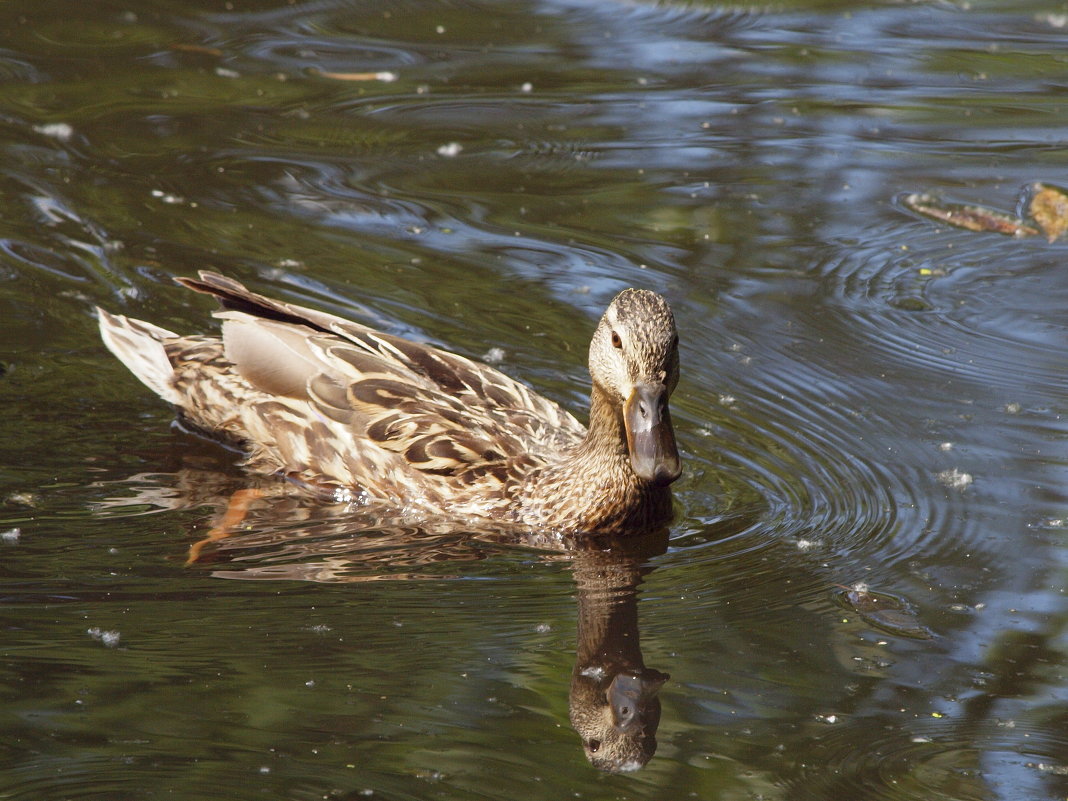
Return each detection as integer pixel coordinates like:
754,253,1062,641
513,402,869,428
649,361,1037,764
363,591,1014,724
902,193,1039,237
1027,183,1068,242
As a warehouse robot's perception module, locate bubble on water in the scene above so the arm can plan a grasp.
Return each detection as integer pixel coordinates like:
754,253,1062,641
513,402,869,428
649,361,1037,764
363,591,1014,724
1,527,20,544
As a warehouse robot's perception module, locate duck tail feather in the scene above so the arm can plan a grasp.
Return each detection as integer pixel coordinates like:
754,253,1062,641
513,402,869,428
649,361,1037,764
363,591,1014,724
97,307,181,404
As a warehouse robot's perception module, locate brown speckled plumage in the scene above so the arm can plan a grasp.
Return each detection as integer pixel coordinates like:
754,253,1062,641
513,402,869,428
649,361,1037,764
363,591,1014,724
97,272,682,533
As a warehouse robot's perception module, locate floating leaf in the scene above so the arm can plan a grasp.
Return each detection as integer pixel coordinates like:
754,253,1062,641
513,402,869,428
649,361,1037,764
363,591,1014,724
889,295,933,312
834,583,934,640
1025,182,1068,242
901,193,1038,237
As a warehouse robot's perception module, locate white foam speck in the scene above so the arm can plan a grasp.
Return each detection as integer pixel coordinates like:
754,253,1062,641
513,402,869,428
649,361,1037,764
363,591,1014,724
87,627,121,648
938,468,973,491
34,122,74,141
482,347,506,364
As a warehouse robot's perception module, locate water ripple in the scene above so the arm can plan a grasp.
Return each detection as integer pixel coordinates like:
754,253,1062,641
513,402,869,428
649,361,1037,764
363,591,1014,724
811,227,1068,396
778,712,1068,801
673,334,926,564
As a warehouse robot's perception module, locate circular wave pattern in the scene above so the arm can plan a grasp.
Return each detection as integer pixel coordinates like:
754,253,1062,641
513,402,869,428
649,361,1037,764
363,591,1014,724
781,725,986,801
670,323,947,572
810,229,1068,396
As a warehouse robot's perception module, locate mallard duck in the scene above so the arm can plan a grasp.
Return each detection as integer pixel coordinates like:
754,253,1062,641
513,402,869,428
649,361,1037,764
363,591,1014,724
97,272,681,532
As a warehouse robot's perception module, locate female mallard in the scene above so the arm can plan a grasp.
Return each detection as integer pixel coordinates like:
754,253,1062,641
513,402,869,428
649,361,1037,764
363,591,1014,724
97,272,681,532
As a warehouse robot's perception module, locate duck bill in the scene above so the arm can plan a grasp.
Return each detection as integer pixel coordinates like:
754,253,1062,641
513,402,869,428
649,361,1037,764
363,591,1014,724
624,383,682,487
608,670,669,733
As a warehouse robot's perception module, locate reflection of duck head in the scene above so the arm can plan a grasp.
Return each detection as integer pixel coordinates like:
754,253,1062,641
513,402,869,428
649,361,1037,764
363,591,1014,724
571,664,669,772
567,530,669,773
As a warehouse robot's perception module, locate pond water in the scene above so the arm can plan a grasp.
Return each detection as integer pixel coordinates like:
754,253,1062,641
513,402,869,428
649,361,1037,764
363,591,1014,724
1,0,1067,798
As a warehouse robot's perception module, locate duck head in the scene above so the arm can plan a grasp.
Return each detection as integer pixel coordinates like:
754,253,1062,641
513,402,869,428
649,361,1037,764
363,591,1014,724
589,289,681,487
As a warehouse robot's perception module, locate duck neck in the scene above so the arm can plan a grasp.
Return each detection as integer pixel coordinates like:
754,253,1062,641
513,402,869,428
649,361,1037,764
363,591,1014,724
578,383,630,468
519,384,672,531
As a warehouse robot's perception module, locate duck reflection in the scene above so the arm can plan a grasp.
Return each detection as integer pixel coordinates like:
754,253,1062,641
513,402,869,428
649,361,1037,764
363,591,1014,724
567,531,669,773
95,469,670,771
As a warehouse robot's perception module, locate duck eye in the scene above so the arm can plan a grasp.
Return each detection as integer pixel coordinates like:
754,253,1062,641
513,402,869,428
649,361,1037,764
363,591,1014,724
610,331,622,349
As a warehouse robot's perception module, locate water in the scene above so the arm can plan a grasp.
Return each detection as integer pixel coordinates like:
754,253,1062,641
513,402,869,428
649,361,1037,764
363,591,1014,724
1,0,1067,798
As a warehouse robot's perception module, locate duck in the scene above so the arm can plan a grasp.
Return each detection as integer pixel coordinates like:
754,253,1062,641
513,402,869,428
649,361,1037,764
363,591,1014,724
97,272,682,533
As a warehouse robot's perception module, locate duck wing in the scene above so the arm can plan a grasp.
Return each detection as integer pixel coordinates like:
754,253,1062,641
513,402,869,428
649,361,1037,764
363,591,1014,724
177,272,585,478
